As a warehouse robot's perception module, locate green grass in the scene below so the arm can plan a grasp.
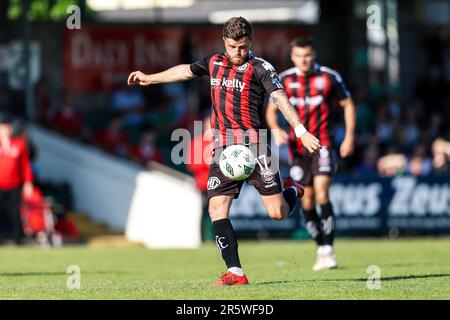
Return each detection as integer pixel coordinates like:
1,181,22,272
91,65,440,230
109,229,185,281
1,238,450,299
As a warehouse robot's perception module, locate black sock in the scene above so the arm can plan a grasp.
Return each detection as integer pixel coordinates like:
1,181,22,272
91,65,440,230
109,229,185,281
320,203,335,246
303,208,324,246
213,219,241,268
282,187,297,214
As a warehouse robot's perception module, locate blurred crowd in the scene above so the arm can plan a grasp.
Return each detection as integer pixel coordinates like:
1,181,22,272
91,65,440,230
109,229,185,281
26,23,449,178
32,63,450,178
335,65,450,177
34,81,201,169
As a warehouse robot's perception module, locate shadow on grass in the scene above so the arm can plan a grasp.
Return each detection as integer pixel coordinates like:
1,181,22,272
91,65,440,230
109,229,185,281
0,271,66,277
343,273,450,282
257,273,450,285
0,270,134,277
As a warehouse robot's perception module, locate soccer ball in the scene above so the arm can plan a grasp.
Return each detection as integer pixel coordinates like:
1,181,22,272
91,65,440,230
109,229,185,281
219,144,256,181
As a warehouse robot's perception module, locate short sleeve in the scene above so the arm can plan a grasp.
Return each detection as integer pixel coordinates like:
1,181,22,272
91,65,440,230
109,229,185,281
329,70,351,101
190,56,211,76
254,59,284,95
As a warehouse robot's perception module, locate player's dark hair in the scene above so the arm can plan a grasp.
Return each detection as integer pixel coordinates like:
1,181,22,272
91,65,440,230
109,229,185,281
290,36,316,51
223,17,253,41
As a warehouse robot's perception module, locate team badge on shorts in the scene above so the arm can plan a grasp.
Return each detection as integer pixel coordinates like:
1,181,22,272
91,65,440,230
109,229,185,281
261,169,275,184
290,165,304,181
207,177,221,190
319,147,330,158
318,147,332,172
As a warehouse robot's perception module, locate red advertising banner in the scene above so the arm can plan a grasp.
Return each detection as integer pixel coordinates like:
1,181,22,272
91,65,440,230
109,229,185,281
63,25,305,92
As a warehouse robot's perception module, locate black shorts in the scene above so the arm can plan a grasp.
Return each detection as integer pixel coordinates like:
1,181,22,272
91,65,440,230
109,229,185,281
289,147,337,186
207,144,283,201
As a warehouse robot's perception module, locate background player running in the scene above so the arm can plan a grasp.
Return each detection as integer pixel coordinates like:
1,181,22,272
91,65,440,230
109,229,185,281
266,36,356,271
128,17,321,285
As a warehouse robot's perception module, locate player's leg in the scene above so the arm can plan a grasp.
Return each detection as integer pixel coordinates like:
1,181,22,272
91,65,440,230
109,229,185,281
314,175,334,245
207,155,248,286
300,186,324,246
313,174,338,269
250,144,302,221
209,194,242,269
290,158,324,246
209,196,249,286
260,192,290,221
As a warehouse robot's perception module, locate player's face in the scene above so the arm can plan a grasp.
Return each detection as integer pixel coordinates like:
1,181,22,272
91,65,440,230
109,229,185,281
291,45,315,74
223,37,251,66
0,124,13,138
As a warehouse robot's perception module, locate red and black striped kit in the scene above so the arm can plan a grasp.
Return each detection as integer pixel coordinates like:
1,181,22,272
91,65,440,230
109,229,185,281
190,51,284,146
279,63,351,157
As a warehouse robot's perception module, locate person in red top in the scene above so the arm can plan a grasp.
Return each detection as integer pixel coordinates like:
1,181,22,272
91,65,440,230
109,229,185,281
93,116,132,157
186,115,214,241
266,37,356,271
186,115,213,192
50,93,83,138
0,114,34,244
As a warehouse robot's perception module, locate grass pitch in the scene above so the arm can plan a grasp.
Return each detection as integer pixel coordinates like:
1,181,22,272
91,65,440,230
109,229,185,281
0,238,449,299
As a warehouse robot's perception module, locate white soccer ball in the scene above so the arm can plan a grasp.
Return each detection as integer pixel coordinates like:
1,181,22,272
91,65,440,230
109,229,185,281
219,144,256,181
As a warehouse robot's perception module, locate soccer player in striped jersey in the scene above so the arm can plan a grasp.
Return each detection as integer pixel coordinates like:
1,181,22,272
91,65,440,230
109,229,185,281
128,17,322,286
266,36,356,271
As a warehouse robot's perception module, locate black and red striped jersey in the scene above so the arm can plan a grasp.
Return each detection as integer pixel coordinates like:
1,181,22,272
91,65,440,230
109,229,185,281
190,51,284,146
279,62,351,157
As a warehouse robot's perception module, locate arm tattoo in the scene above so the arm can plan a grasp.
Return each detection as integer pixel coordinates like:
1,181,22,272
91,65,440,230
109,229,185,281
270,90,301,129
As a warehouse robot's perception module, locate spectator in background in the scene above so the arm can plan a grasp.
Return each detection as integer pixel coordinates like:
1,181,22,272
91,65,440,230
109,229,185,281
354,87,375,135
13,120,40,180
50,91,83,139
146,90,180,134
415,66,449,115
375,100,396,148
131,129,164,166
186,115,213,193
432,138,450,175
377,143,433,177
161,83,188,126
356,140,379,176
0,114,33,244
377,153,407,177
186,115,213,241
34,81,52,126
402,108,421,149
93,116,132,157
110,85,146,134
407,144,432,177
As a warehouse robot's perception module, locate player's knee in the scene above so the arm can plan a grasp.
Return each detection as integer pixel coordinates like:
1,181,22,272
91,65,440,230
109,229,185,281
209,200,228,221
302,196,315,210
301,188,315,208
315,191,329,205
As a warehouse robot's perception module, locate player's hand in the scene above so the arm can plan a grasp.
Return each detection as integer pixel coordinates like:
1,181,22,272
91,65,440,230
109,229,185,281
127,71,150,86
22,182,33,199
272,128,289,146
340,136,354,158
299,132,321,154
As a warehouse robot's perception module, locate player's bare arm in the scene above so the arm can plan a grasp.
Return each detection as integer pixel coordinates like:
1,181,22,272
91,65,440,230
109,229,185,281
339,97,356,158
265,99,289,146
127,64,196,86
270,89,321,154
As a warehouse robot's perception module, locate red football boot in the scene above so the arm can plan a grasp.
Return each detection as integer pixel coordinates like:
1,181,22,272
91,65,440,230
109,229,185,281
284,177,305,199
211,272,249,286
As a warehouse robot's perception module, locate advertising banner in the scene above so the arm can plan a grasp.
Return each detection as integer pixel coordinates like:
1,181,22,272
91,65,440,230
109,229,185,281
229,175,450,236
63,25,306,91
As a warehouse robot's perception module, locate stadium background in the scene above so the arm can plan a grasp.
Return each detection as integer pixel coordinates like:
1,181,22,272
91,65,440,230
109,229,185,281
0,0,449,247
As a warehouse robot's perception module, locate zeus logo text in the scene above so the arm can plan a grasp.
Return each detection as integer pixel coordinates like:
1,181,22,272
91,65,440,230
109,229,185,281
211,78,246,92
